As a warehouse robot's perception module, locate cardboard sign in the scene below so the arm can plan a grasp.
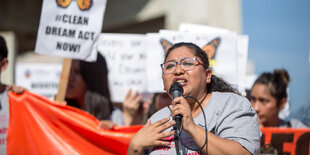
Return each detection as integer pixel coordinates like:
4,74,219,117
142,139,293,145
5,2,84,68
15,63,62,100
35,0,107,61
97,33,147,102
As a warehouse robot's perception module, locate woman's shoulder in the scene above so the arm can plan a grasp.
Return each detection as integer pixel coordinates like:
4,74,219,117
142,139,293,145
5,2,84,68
208,92,255,119
212,91,244,99
210,92,251,108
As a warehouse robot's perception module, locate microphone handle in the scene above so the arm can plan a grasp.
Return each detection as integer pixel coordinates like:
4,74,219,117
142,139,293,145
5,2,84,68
174,115,182,135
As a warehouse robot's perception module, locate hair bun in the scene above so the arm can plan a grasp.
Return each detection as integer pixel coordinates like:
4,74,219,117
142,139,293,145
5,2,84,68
273,69,290,86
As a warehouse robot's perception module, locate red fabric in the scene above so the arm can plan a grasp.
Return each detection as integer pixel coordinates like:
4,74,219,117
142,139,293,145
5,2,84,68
7,91,309,154
7,90,142,155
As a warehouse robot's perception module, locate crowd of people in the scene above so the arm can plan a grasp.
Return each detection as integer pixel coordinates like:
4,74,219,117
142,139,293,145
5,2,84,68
1,34,309,154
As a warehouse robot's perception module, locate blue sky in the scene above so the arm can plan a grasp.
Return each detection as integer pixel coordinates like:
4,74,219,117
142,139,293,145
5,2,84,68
242,0,310,117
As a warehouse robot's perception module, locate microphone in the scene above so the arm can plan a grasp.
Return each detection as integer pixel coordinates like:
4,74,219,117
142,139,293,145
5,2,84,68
169,82,183,133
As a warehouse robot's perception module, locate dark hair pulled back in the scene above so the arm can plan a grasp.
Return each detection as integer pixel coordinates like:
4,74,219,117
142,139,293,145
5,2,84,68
164,42,238,94
253,69,289,104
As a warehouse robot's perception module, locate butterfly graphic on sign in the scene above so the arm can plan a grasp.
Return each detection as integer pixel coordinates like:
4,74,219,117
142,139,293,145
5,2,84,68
56,0,92,11
159,38,174,53
159,37,221,69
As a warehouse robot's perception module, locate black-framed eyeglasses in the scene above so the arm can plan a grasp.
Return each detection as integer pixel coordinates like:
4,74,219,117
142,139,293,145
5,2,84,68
160,57,202,74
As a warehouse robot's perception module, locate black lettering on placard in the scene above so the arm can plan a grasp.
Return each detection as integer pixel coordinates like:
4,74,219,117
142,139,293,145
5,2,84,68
78,31,95,40
127,79,142,86
139,53,146,59
31,83,58,89
119,64,145,74
41,94,55,98
131,40,141,47
271,133,294,155
113,81,123,87
62,14,89,25
56,41,80,53
296,132,310,155
101,40,123,47
45,26,76,38
121,53,133,60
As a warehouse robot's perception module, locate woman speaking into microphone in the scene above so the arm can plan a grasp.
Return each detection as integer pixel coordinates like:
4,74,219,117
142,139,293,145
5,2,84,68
128,42,261,154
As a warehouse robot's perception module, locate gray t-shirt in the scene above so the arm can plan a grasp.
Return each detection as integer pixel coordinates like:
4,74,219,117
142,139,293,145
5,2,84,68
146,92,261,155
109,106,124,126
0,90,9,154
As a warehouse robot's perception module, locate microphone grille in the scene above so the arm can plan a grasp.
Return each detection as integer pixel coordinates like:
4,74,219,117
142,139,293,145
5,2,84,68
169,82,183,94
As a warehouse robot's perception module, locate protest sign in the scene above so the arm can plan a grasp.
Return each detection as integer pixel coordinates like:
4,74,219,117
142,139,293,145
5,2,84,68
179,23,248,92
97,33,147,102
35,0,107,61
158,29,238,87
15,63,62,100
145,33,165,93
260,128,310,155
236,35,249,93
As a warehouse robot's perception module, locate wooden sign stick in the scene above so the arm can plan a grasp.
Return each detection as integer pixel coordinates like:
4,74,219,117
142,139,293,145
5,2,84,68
55,58,72,103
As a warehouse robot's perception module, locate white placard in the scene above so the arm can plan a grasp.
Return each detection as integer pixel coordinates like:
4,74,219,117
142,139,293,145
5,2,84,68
97,33,147,102
179,23,231,34
145,33,166,93
157,30,238,87
35,0,107,61
237,35,249,93
15,63,62,100
178,24,246,90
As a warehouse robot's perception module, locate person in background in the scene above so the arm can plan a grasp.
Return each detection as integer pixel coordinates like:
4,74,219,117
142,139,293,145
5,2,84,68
128,42,261,154
122,89,145,126
0,35,25,154
122,91,171,126
146,93,171,119
250,69,307,128
65,53,124,129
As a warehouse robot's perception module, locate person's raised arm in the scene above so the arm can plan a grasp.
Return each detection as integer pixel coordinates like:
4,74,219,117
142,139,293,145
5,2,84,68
122,89,143,125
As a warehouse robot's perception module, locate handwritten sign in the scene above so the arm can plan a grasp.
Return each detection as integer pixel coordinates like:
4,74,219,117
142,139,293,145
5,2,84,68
97,33,147,102
15,63,62,100
179,23,248,92
145,33,166,93
149,29,238,90
35,0,107,61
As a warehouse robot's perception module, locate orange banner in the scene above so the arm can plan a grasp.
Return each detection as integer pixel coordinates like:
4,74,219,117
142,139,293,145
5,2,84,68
7,91,142,155
7,91,309,154
260,128,310,155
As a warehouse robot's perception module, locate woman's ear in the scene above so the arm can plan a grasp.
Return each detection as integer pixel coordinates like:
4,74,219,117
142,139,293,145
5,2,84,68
206,69,212,83
279,98,287,110
1,58,8,72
